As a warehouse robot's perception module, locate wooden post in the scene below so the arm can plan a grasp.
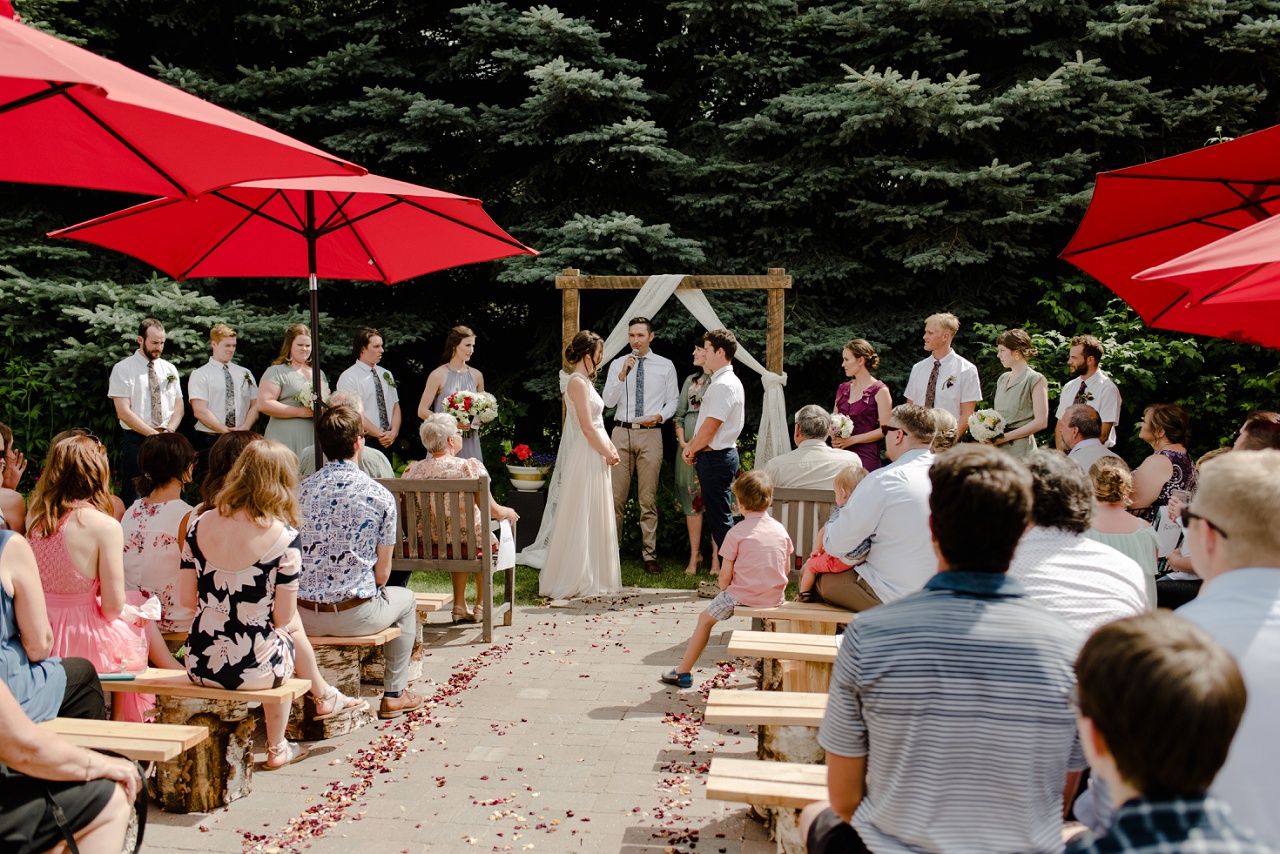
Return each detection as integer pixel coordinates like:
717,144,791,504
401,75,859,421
767,268,786,376
560,268,580,368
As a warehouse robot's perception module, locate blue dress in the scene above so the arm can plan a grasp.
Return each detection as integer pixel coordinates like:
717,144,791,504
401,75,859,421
0,530,66,723
434,368,484,464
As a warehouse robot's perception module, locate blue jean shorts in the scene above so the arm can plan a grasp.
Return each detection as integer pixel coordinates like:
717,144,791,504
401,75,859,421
706,591,742,621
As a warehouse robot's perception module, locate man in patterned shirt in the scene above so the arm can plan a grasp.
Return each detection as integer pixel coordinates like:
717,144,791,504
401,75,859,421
297,405,422,719
1066,611,1275,854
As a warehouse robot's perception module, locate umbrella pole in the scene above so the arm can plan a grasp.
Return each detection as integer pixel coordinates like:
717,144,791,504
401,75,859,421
306,190,324,473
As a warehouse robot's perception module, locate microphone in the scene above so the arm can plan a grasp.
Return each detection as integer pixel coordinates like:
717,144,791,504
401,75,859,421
630,348,640,357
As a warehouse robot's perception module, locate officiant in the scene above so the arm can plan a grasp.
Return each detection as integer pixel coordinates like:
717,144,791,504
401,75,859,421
602,317,679,574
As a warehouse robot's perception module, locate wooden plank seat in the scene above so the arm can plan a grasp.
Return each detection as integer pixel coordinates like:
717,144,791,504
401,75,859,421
289,627,401,741
735,601,854,626
707,757,827,854
415,591,454,612
727,630,839,664
704,688,827,727
100,669,310,813
40,718,208,763
379,476,515,643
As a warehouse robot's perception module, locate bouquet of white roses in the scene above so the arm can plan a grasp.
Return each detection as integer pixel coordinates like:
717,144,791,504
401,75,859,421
294,380,315,408
829,413,855,440
967,409,1006,444
471,392,499,425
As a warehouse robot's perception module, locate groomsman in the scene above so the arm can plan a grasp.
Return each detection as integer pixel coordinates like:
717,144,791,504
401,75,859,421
336,327,401,449
108,317,184,507
1054,334,1121,451
683,329,745,554
603,317,679,574
904,312,981,431
188,323,258,463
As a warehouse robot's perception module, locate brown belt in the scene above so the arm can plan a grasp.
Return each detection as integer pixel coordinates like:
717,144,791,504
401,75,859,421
615,421,658,430
297,596,370,613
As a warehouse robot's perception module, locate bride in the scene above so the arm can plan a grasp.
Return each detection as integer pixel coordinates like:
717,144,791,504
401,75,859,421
535,331,622,599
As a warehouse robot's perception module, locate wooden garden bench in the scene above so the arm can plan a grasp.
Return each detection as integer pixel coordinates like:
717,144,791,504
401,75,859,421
379,476,514,643
770,486,837,578
705,688,826,728
707,756,827,854
39,718,208,763
727,630,839,664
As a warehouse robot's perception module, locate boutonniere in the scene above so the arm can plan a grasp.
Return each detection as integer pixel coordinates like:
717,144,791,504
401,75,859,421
381,370,397,389
242,372,255,389
1078,389,1094,403
164,373,178,388
943,375,956,390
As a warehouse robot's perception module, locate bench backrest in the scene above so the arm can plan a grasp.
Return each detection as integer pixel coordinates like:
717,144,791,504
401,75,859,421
379,476,493,572
770,486,837,563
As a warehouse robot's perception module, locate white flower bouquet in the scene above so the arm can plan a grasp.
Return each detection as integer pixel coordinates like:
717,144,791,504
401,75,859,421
472,392,499,425
829,413,855,440
294,380,315,408
967,409,1006,444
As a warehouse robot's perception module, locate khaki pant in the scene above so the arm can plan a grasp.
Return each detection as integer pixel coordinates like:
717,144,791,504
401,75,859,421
814,568,883,612
611,425,663,560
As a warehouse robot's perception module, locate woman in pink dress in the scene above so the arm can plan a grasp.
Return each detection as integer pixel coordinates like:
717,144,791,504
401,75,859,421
26,434,161,721
402,413,518,623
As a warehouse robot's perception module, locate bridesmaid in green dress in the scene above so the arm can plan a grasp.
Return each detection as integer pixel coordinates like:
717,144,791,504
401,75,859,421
673,341,718,576
991,328,1049,460
257,324,330,472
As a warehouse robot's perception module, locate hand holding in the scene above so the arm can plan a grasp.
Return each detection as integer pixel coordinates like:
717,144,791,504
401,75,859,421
682,447,698,466
618,354,637,380
605,445,620,466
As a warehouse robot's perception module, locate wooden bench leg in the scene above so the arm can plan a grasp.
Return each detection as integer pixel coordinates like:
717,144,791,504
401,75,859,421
362,626,425,685
287,645,373,740
764,806,808,854
757,724,825,765
149,697,256,813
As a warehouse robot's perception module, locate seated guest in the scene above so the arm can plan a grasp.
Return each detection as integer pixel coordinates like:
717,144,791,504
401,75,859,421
196,430,264,514
1059,404,1121,471
298,405,422,719
0,420,27,534
298,391,395,479
800,445,1084,854
1085,457,1159,606
43,429,126,521
122,433,196,633
1234,410,1280,451
796,465,868,602
1,529,106,722
27,434,159,721
402,413,518,623
1067,612,1276,854
928,408,958,452
0,678,140,854
1178,450,1280,842
1130,403,1196,524
813,405,936,611
181,440,368,769
1009,451,1148,634
761,405,861,489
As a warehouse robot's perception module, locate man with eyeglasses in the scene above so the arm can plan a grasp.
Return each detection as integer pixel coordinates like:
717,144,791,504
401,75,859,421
1176,450,1280,844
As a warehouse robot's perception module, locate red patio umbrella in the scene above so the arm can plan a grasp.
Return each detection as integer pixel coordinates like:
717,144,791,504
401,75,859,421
49,172,538,467
0,14,364,196
1059,125,1280,343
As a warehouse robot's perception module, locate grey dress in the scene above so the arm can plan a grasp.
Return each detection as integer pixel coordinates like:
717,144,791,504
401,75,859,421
992,368,1044,460
673,372,711,517
261,363,329,472
433,368,484,464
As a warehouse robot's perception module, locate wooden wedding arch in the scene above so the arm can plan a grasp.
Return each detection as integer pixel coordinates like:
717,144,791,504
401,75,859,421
557,267,793,373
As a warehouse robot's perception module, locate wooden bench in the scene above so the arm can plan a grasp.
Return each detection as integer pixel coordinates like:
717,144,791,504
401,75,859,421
729,629,839,693
771,486,837,579
707,756,827,854
101,668,310,813
39,718,209,763
380,476,515,643
360,592,454,686
706,688,827,765
290,627,401,740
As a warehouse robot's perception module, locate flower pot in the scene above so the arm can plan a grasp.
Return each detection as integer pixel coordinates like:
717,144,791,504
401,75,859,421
506,464,550,491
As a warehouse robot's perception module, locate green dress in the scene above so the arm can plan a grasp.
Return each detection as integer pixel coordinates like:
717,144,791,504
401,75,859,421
674,371,711,517
261,363,329,472
992,368,1043,460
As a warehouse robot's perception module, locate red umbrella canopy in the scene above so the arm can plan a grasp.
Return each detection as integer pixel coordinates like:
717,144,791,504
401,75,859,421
1060,125,1280,326
49,173,537,282
0,15,364,196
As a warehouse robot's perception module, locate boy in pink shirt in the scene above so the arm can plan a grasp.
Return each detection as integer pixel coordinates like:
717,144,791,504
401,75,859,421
661,470,793,689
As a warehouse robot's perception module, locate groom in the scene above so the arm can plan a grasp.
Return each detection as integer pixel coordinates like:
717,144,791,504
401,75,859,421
682,329,745,552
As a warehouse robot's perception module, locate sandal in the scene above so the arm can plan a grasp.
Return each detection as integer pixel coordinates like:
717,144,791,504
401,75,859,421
452,607,478,624
313,684,369,720
472,604,485,624
263,740,308,770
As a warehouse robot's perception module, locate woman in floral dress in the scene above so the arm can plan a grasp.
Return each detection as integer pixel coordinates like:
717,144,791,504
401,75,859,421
121,433,196,633
674,341,718,576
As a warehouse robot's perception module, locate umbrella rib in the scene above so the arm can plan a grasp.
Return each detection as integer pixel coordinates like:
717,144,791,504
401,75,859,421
1062,192,1280,257
316,191,361,233
61,88,191,197
1149,290,1191,324
0,80,75,115
1199,267,1268,304
316,193,391,281
181,190,289,278
316,197,401,236
1108,174,1280,187
213,190,306,235
396,196,532,251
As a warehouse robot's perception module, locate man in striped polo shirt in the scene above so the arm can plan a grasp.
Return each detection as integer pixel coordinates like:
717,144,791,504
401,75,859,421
802,445,1085,854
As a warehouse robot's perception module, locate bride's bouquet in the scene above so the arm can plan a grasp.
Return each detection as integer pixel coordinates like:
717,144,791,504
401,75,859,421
967,409,1006,444
829,413,855,440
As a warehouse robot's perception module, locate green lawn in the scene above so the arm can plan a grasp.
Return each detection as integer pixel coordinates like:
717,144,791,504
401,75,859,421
406,558,714,606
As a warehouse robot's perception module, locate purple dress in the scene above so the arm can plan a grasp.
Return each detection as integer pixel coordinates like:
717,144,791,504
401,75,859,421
434,368,484,463
835,379,886,471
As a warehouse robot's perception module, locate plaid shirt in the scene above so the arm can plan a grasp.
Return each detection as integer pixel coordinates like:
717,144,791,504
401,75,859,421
1067,795,1277,854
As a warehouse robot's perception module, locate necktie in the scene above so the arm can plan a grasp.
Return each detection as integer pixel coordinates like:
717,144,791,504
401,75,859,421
1073,380,1088,406
148,361,163,428
372,367,390,431
222,364,237,428
634,356,645,418
923,359,941,408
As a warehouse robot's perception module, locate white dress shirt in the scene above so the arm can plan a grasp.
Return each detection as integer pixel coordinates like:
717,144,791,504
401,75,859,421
1179,568,1280,844
1066,438,1121,472
1056,368,1121,448
108,350,182,432
762,438,862,489
904,350,982,420
188,358,257,434
823,448,936,604
336,361,400,427
694,364,745,450
602,351,679,423
1008,526,1148,638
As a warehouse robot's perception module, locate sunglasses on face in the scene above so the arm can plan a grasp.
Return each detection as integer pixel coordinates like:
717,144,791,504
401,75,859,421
881,425,905,437
1179,504,1229,539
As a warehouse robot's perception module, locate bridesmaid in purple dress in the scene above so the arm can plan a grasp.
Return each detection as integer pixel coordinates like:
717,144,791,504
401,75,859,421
832,339,893,472
417,326,486,464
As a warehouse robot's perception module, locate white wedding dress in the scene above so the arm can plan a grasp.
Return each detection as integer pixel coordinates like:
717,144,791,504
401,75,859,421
530,371,621,599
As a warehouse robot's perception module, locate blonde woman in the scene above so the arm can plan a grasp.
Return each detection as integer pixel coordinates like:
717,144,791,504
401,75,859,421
1086,457,1159,607
929,408,959,452
180,440,366,769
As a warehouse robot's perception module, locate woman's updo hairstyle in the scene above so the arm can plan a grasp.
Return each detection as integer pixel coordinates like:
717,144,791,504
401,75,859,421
439,325,476,366
1089,456,1133,506
843,339,880,373
996,328,1039,360
565,330,604,377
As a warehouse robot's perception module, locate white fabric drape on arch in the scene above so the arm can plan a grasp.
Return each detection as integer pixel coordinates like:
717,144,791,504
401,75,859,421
518,274,789,568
